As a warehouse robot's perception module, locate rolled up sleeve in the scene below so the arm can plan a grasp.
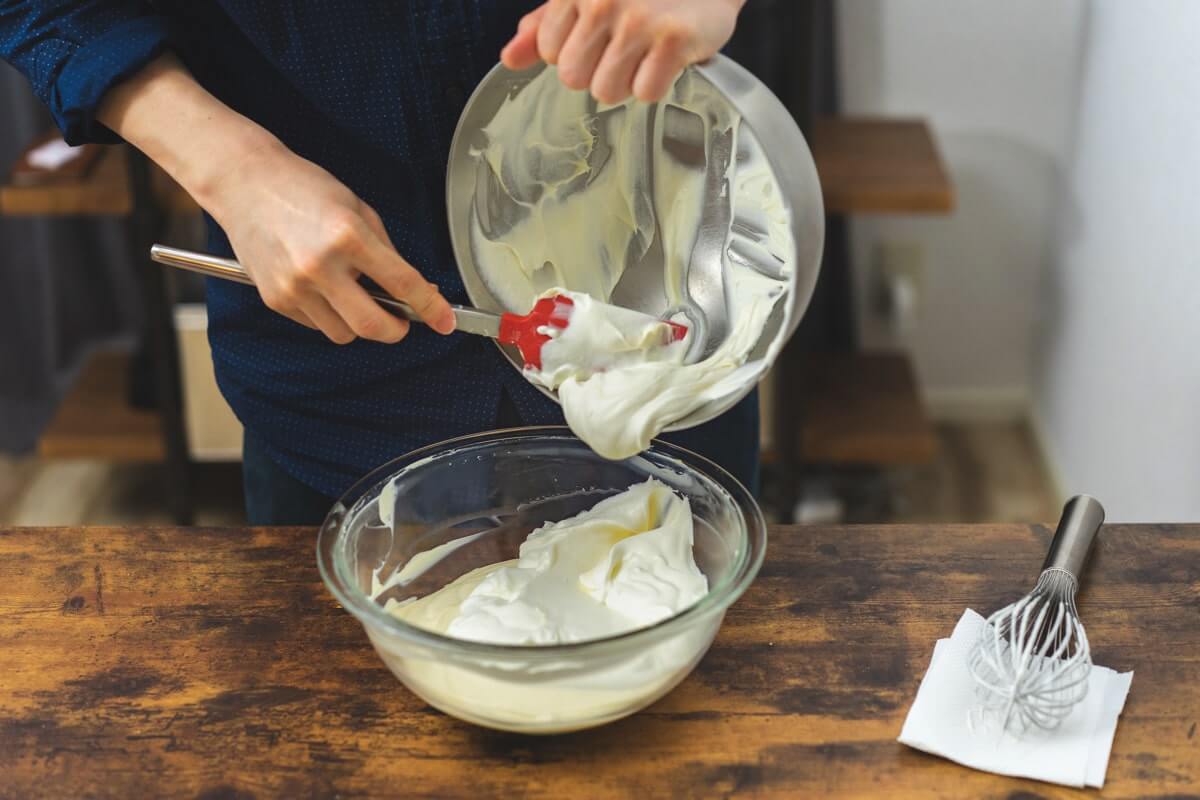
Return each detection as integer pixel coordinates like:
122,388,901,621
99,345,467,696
0,2,171,144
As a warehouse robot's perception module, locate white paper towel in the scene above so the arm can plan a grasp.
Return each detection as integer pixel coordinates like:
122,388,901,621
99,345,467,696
898,609,1133,788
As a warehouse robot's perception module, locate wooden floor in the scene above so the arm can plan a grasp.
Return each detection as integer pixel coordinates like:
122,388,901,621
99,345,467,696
0,422,1057,526
890,421,1058,523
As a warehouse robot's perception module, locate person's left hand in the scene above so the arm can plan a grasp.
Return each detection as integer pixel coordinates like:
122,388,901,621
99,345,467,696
501,0,745,105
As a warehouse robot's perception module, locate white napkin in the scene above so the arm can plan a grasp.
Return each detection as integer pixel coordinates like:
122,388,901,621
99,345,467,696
898,609,1133,788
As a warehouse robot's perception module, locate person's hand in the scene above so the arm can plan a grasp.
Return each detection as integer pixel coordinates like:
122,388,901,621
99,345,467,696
204,140,455,344
501,0,745,104
96,54,452,345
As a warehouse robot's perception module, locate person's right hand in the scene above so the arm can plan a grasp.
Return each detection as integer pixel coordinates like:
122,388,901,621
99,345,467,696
203,139,455,345
95,53,453,345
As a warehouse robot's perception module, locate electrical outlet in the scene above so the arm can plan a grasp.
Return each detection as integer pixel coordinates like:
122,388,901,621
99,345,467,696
878,241,925,293
873,241,925,326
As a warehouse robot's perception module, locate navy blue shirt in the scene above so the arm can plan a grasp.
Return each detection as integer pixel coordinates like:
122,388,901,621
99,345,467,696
1,1,759,497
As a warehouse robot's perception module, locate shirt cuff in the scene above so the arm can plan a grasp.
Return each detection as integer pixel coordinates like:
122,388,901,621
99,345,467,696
50,16,172,145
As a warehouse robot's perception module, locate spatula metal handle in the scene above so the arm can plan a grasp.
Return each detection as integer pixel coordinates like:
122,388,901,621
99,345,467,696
149,244,501,338
150,244,418,316
1042,494,1106,579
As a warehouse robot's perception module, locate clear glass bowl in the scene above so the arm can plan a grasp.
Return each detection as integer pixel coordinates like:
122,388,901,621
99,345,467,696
317,427,766,734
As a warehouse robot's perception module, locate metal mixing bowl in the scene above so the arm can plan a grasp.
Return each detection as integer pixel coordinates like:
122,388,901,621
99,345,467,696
446,56,824,430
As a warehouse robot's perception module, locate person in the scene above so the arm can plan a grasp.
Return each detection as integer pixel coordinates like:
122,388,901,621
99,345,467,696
0,0,757,524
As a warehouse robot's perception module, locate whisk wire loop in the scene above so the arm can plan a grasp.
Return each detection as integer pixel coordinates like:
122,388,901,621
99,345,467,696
967,568,1092,734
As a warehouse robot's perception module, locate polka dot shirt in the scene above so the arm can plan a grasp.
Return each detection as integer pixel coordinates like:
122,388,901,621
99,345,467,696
1,1,761,498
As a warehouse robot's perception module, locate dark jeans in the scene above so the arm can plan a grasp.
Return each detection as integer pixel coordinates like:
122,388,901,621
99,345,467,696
242,391,760,525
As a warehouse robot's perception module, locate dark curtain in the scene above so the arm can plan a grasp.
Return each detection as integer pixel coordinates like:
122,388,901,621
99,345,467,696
0,63,141,452
727,0,848,351
724,0,836,135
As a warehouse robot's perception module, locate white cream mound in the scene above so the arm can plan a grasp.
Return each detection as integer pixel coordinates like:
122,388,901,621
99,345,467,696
381,479,707,645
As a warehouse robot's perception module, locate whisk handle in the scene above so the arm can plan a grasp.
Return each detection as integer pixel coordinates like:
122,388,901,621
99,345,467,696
1042,494,1106,578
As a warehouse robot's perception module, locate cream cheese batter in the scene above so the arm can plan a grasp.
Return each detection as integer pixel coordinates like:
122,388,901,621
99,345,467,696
471,66,795,459
370,530,490,599
378,478,706,645
471,72,656,310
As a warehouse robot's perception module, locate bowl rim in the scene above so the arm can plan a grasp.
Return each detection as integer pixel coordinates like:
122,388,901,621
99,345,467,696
316,426,767,660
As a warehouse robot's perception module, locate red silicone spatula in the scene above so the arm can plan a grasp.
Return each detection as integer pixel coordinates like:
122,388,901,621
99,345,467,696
497,294,688,368
150,244,687,370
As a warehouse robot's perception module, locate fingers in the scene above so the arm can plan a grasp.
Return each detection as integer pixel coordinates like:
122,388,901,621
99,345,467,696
501,5,548,70
360,246,455,335
258,270,364,345
324,275,412,344
255,203,453,344
267,262,414,346
359,204,394,249
520,1,694,105
632,31,688,103
537,0,578,64
590,13,651,104
357,208,456,335
275,306,319,332
555,2,612,92
296,296,356,344
306,211,410,343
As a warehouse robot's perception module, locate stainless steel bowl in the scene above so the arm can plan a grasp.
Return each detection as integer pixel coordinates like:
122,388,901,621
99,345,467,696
446,56,824,430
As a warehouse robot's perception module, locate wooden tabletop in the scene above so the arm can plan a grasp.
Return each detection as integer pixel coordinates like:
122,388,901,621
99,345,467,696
0,524,1196,798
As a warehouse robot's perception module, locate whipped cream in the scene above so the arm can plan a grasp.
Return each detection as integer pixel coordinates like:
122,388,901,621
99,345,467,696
526,276,783,459
378,479,706,645
471,66,795,459
528,290,686,381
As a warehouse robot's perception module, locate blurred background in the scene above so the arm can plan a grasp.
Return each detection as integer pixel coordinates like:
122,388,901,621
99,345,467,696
1,0,1196,527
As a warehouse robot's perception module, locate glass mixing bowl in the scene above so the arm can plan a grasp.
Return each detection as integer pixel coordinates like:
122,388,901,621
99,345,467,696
317,427,766,734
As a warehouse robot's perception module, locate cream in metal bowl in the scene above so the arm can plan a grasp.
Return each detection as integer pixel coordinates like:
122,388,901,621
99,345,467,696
446,57,824,438
316,428,766,733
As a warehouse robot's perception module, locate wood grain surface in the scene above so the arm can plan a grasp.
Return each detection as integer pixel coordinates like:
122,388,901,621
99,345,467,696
36,351,165,462
813,117,955,215
1,524,1196,799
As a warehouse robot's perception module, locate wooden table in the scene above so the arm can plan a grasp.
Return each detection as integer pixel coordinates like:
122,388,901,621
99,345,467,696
1,524,1196,798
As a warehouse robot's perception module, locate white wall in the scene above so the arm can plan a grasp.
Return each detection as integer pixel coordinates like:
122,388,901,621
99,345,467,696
836,0,1086,418
1034,2,1200,522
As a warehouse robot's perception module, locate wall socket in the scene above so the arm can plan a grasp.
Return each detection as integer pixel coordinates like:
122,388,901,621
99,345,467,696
873,241,925,330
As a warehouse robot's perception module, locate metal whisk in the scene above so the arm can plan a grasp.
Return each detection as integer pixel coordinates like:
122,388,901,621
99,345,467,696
968,494,1106,734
